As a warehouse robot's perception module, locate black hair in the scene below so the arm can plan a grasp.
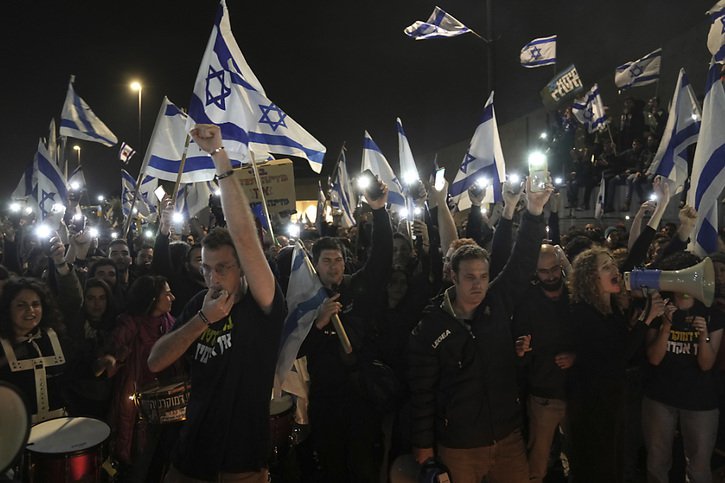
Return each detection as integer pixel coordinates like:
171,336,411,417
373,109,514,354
0,277,64,339
125,275,169,316
312,237,344,265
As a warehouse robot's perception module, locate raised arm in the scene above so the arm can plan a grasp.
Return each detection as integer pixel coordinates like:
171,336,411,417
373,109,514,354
191,124,275,312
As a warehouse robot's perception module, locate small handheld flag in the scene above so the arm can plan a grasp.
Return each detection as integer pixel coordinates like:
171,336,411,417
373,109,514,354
520,35,557,68
614,49,662,91
404,6,472,40
119,142,136,163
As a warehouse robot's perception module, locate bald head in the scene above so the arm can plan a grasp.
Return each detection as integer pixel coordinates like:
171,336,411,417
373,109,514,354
536,244,564,292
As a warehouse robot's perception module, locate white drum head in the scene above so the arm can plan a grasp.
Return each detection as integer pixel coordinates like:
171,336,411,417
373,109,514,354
27,417,110,454
0,382,30,473
269,394,293,415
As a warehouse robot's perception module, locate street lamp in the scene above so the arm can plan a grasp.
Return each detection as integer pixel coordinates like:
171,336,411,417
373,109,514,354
73,145,81,166
130,80,142,148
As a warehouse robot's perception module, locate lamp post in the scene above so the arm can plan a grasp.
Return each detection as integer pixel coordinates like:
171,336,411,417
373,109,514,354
130,80,142,149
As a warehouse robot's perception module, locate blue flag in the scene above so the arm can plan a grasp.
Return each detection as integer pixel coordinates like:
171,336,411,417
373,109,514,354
449,92,506,209
59,79,118,147
188,0,326,173
571,84,608,133
361,131,405,207
520,35,557,68
647,69,701,196
614,49,662,91
404,6,471,40
687,60,725,256
275,242,328,386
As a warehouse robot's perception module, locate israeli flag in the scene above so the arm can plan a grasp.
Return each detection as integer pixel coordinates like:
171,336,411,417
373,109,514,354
396,118,420,185
404,6,471,40
175,181,216,218
646,69,701,196
121,169,155,216
59,80,118,147
275,241,328,387
686,60,725,257
188,0,326,173
614,48,662,91
571,84,608,133
33,141,68,221
68,165,86,191
449,92,506,210
139,175,159,215
520,35,557,68
361,131,405,207
143,97,229,183
330,150,356,228
707,1,725,61
12,161,34,201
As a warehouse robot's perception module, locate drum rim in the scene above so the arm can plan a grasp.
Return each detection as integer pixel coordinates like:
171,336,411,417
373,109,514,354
0,381,31,474
26,416,110,455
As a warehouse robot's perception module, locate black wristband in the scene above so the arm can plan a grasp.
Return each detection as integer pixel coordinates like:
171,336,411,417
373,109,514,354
215,170,235,181
198,310,210,325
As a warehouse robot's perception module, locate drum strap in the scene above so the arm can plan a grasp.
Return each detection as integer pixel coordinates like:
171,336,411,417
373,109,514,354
0,329,67,423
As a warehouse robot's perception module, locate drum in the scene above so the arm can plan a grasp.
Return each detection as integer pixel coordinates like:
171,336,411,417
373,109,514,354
24,417,110,483
135,379,191,425
269,395,295,461
0,382,30,475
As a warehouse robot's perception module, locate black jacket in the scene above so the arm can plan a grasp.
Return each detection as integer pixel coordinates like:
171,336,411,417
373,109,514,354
407,211,546,449
298,207,393,401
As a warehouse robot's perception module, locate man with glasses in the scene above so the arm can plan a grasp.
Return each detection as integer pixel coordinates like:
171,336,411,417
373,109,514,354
149,124,285,483
513,243,575,483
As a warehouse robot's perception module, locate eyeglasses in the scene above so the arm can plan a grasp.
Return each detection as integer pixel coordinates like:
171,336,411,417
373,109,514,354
200,262,239,277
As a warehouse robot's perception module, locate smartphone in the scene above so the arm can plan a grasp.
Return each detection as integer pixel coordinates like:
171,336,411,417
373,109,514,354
154,186,167,202
528,152,549,193
360,169,383,201
434,168,446,191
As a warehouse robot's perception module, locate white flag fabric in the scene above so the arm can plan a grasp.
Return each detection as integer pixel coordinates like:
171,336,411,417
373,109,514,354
175,182,216,218
122,170,153,217
330,151,356,228
707,1,725,61
143,97,229,183
594,174,606,220
396,118,420,185
687,60,725,257
614,48,662,91
119,142,136,164
449,92,506,210
68,165,86,190
59,80,118,147
188,0,326,173
139,175,159,215
12,161,34,201
571,84,608,133
646,69,701,196
520,35,557,68
361,131,405,207
274,242,328,387
404,6,471,40
33,141,68,220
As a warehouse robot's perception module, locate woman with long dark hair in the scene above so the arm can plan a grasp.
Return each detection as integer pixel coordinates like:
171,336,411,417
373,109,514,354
96,275,176,478
0,277,69,422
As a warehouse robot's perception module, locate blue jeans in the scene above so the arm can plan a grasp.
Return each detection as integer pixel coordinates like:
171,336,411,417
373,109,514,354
642,396,718,483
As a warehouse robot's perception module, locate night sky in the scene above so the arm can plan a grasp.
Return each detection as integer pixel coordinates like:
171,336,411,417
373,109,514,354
0,1,712,201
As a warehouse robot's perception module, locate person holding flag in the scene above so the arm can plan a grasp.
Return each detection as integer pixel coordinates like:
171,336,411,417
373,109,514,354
148,124,286,483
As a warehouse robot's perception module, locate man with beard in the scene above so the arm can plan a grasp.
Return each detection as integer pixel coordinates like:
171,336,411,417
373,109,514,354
513,244,575,483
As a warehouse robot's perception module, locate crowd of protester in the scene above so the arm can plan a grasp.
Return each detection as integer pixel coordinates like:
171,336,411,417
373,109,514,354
0,108,724,483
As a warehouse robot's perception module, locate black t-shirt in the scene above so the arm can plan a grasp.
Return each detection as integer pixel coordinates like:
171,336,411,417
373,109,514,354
171,284,285,479
644,304,724,410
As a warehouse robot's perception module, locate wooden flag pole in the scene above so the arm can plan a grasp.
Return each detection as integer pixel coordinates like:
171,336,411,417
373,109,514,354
170,134,192,207
249,152,277,244
122,166,147,238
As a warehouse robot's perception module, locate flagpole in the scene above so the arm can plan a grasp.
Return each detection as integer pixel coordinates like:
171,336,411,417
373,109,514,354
302,252,353,354
249,152,277,244
122,167,147,238
607,124,618,156
329,141,347,185
170,134,192,207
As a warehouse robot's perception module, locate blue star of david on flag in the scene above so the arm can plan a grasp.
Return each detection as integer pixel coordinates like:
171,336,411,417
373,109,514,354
40,190,56,217
258,103,288,131
629,64,644,78
529,46,542,60
460,153,476,173
721,17,725,35
205,65,232,110
583,109,594,121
